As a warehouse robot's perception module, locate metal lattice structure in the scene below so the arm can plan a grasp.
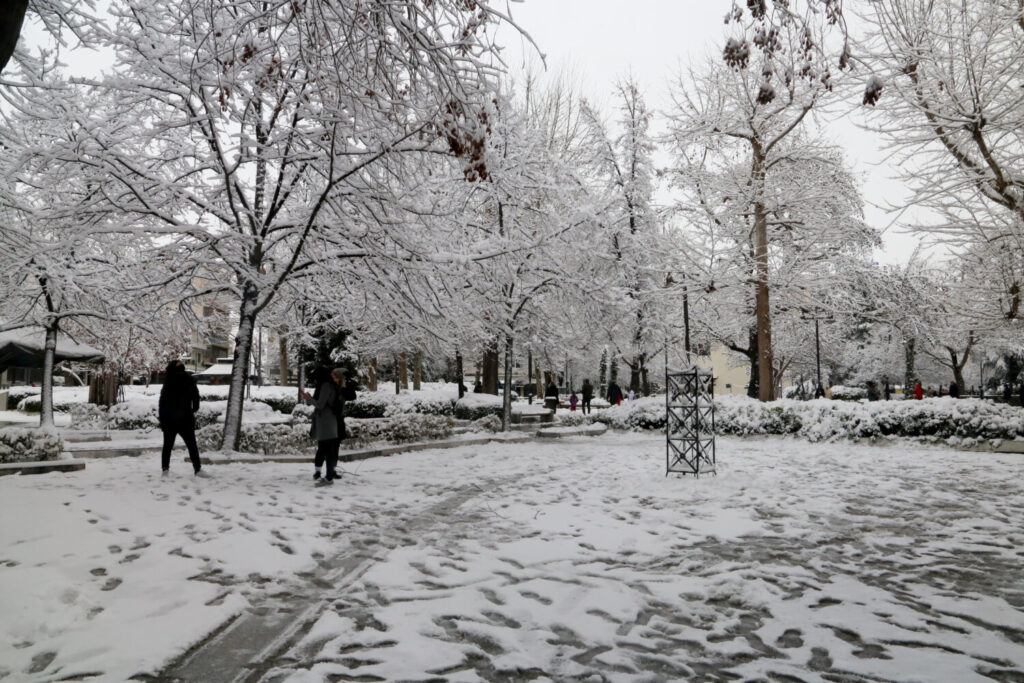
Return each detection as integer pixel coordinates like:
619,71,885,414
665,367,716,477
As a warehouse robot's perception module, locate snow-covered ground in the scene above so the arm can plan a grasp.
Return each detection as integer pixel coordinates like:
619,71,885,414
1,434,1022,681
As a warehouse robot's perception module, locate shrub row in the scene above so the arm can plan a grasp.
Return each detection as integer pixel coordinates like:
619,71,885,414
196,414,454,454
593,395,1024,445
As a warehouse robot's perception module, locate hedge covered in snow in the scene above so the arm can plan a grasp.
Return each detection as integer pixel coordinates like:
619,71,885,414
346,391,457,418
828,385,869,401
0,428,63,463
69,399,280,430
196,414,454,453
16,396,80,414
454,393,503,420
558,411,595,427
594,395,1024,445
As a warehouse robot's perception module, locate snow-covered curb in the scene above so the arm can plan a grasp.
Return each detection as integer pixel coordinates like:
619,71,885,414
537,423,608,438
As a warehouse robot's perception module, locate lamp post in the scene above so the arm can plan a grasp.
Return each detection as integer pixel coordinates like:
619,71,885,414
800,307,833,392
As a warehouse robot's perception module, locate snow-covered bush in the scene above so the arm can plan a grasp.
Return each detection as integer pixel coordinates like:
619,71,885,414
16,396,78,414
595,397,666,431
346,414,453,445
69,404,108,429
558,412,594,427
453,394,503,420
291,403,314,421
829,385,867,401
716,400,802,436
0,428,62,463
105,400,160,430
197,414,454,454
6,386,38,404
346,391,455,418
78,399,272,431
197,423,311,454
470,414,503,432
253,395,297,414
599,395,1024,444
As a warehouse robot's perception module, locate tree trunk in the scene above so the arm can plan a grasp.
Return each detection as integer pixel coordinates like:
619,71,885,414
535,366,543,400
0,0,28,76
39,323,57,429
749,138,774,402
482,342,499,395
502,334,514,431
455,351,465,398
904,338,917,395
222,285,258,452
952,357,966,392
746,327,759,399
399,352,408,391
754,202,774,402
278,333,289,386
629,357,642,394
413,351,422,390
368,357,378,392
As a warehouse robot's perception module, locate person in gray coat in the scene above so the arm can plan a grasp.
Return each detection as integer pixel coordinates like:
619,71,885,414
302,367,342,486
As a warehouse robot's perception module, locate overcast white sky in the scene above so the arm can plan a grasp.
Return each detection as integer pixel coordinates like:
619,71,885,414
494,0,922,265
21,1,921,264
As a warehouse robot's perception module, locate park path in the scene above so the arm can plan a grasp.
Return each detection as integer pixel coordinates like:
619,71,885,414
2,433,1022,682
152,464,562,683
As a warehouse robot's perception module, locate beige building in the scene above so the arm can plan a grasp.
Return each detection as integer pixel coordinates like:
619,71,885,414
695,343,795,396
696,344,752,396
186,275,232,373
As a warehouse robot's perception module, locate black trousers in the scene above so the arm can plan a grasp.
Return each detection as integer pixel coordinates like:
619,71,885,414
161,423,201,472
582,398,592,414
315,438,341,478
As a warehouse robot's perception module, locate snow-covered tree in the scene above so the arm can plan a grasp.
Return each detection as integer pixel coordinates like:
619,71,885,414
862,0,1024,322
0,85,159,427
581,78,660,395
667,52,873,401
51,0,516,450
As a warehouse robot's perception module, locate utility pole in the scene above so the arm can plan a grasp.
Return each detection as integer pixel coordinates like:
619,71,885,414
801,307,832,393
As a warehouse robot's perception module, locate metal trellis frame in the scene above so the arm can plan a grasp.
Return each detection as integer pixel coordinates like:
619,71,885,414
665,366,716,477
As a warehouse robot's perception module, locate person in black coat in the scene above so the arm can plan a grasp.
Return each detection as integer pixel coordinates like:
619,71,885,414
607,381,622,406
949,381,960,399
544,380,559,412
581,379,594,415
158,360,206,477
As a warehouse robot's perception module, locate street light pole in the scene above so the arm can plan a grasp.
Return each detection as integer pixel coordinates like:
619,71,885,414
815,317,822,389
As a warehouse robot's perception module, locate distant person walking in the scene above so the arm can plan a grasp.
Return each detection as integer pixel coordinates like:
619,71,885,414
607,380,623,406
1003,383,1012,403
912,381,923,400
627,388,636,402
581,379,594,415
949,381,960,399
158,360,207,478
301,367,352,486
544,380,559,412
